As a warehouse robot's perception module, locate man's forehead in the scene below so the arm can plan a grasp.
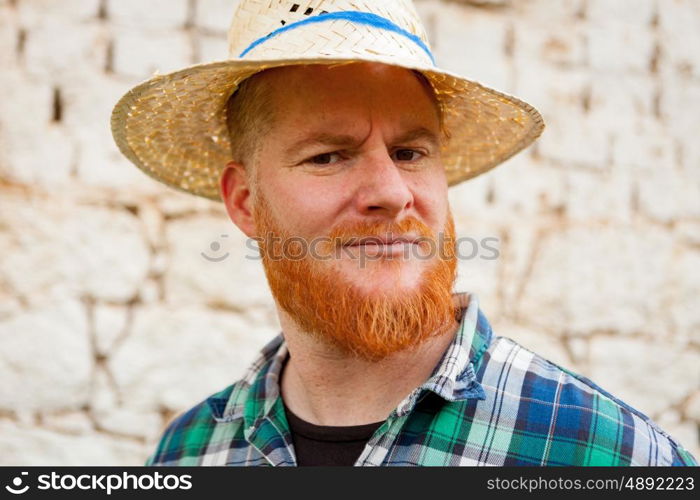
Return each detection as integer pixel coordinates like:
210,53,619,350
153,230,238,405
260,61,418,84
258,62,435,107
256,63,441,132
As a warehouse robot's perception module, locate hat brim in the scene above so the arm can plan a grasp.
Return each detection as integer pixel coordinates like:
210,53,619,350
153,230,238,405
111,55,544,201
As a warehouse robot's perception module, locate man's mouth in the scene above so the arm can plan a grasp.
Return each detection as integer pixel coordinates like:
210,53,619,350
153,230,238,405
343,235,421,247
338,235,426,260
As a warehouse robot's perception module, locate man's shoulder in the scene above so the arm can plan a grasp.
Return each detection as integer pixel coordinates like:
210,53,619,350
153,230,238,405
145,382,248,466
481,335,697,466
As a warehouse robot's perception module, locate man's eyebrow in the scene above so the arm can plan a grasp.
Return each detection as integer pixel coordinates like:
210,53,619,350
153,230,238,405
284,133,360,157
284,127,440,158
392,127,440,148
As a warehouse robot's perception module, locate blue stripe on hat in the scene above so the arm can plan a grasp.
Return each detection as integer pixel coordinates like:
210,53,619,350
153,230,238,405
239,10,435,64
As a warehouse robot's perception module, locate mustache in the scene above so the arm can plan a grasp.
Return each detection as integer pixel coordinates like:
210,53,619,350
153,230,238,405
327,217,434,246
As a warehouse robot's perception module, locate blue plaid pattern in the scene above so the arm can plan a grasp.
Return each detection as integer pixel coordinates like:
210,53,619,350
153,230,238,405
146,292,697,466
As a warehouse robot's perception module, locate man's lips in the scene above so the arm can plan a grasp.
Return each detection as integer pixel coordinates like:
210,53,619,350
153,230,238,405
334,233,431,260
343,235,421,247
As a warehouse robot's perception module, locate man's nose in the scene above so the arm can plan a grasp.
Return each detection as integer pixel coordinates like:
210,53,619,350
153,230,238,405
353,150,414,217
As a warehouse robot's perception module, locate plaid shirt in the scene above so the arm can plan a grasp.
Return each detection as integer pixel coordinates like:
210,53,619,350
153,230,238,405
146,292,697,466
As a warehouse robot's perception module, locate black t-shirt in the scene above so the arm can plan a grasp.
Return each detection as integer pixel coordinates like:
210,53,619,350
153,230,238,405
283,402,385,466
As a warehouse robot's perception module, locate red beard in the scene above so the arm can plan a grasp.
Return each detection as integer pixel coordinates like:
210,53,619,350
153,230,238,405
253,191,458,361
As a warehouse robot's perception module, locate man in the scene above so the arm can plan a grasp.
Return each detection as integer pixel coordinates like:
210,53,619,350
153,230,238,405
111,0,696,466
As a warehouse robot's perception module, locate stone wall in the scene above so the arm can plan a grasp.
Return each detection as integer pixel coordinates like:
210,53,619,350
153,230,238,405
0,0,698,464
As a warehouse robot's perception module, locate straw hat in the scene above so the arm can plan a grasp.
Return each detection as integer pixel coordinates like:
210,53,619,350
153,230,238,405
111,0,544,201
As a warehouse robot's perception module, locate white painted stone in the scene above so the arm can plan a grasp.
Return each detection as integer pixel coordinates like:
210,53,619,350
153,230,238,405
658,0,700,79
91,370,163,441
90,370,162,441
514,65,589,119
0,6,18,68
565,336,589,364
157,190,221,217
196,33,229,63
108,304,277,412
514,67,610,168
16,0,100,28
96,407,163,442
112,27,192,79
497,219,540,317
59,72,124,135
138,200,164,250
0,418,149,466
514,22,586,68
77,151,162,197
564,167,632,223
588,21,655,74
612,117,676,171
59,73,165,194
0,291,23,321
492,319,574,371
412,1,439,44
665,250,700,341
0,299,92,412
0,124,75,188
0,72,75,188
23,21,107,78
637,169,700,223
685,392,700,421
587,0,656,27
453,215,501,317
431,3,511,91
538,109,609,168
658,78,700,172
587,336,699,419
245,304,281,330
41,412,94,435
588,73,655,134
94,304,129,356
517,225,673,336
151,251,169,276
0,196,150,303
10,409,38,426
488,156,567,215
139,278,161,304
164,215,274,309
108,0,190,31
447,169,492,216
680,137,700,182
454,0,510,6
195,0,240,34
514,0,585,23
90,369,119,415
675,222,700,247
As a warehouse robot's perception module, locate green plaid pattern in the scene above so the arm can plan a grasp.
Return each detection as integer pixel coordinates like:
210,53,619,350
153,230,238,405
146,293,697,466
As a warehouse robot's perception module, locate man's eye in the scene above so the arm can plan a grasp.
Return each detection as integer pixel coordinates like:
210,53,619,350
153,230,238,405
308,152,342,165
393,149,422,161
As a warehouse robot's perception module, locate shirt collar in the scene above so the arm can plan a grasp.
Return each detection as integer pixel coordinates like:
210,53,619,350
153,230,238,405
393,292,489,416
208,291,491,424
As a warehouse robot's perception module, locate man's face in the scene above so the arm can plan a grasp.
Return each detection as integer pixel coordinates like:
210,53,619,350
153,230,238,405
232,62,458,359
254,62,450,288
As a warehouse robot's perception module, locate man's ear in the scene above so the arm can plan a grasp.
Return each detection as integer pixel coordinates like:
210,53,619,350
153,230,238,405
220,161,257,238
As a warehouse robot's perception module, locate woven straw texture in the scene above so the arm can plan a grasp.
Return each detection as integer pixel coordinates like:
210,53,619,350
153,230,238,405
111,0,544,201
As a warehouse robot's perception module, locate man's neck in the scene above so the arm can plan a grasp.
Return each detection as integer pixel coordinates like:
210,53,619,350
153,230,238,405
278,310,461,427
